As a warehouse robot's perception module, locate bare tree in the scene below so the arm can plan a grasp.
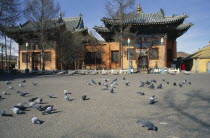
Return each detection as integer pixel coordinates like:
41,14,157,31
105,0,136,69
24,0,60,71
0,0,22,70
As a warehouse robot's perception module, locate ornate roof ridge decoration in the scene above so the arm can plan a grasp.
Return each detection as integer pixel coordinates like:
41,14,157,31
137,2,143,13
93,26,110,32
101,11,188,25
176,23,194,31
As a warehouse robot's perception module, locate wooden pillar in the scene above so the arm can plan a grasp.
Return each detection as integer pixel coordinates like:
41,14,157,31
164,36,167,67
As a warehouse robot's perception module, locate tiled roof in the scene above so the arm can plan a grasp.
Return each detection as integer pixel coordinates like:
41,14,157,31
176,23,193,31
184,45,210,60
93,26,110,32
102,9,188,25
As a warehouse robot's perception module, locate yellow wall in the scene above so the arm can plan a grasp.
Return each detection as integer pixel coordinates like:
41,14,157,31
85,42,167,70
198,59,210,72
19,49,56,71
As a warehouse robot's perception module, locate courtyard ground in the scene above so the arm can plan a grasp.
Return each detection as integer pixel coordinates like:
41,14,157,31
0,73,210,138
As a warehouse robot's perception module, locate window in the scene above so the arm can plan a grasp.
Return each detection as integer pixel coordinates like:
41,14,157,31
84,52,101,64
44,52,51,62
111,51,119,63
149,48,159,60
22,53,30,63
127,48,136,60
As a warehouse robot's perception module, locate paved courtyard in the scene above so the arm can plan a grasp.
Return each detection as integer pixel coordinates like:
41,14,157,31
0,73,210,138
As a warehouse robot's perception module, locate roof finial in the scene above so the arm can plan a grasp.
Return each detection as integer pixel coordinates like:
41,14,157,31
137,2,142,13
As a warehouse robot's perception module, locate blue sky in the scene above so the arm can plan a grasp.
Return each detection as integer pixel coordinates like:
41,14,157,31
56,0,210,54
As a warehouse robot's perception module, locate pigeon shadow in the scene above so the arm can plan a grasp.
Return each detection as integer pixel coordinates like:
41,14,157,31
40,102,48,104
0,98,6,100
50,96,57,98
4,114,14,117
69,99,75,101
83,98,90,101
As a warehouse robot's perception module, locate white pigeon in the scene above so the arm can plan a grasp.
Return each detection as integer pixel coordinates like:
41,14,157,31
3,91,7,95
29,102,36,107
35,98,42,104
11,107,21,114
9,86,13,89
19,84,23,87
31,117,41,124
64,95,70,101
64,90,69,95
42,106,53,115
149,95,155,104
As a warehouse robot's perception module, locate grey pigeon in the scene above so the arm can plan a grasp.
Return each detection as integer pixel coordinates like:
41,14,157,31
189,82,191,85
32,82,37,86
20,92,29,97
145,80,150,85
98,82,101,85
123,77,126,80
32,117,42,124
42,105,53,115
149,95,155,104
47,94,54,98
87,82,92,85
17,102,26,107
157,84,162,89
35,98,42,104
173,82,177,86
110,88,114,93
82,95,88,101
14,105,27,111
0,110,6,116
137,120,158,131
40,105,52,111
19,84,24,87
9,86,13,89
6,81,12,85
64,95,70,101
148,84,154,89
29,97,38,102
140,81,145,87
64,90,71,95
103,83,109,90
111,78,117,84
29,102,36,107
137,92,145,95
16,90,20,93
21,80,26,83
166,82,169,84
32,104,42,111
162,79,166,82
11,107,22,114
179,83,183,88
125,81,129,86
92,79,97,84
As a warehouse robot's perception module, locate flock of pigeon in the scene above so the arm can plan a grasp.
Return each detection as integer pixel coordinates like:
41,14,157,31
0,76,192,132
87,77,192,131
0,79,89,125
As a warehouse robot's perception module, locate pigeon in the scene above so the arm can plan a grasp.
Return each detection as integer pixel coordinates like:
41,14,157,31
11,107,22,114
157,84,162,89
6,81,12,85
123,77,126,80
32,82,37,86
98,82,101,85
3,91,7,95
32,117,42,124
17,102,26,107
29,97,38,102
47,94,54,98
162,79,166,82
149,95,155,104
104,78,108,82
35,98,42,104
110,83,115,89
140,81,145,87
179,83,183,88
21,80,26,83
92,79,97,84
110,88,114,93
14,105,27,111
173,82,177,86
125,81,129,86
111,78,117,84
189,82,191,85
137,92,145,95
82,95,89,101
16,90,20,93
20,92,29,97
64,90,71,95
148,84,155,89
166,82,170,84
9,86,13,89
42,105,53,115
19,84,24,87
0,110,6,116
32,105,42,111
145,80,150,85
137,120,158,131
87,82,92,85
103,83,109,90
29,102,36,107
182,79,187,84
151,79,157,83
113,81,118,85
64,95,70,101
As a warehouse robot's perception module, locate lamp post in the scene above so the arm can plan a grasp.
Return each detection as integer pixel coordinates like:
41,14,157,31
25,42,29,73
127,38,131,74
160,38,165,74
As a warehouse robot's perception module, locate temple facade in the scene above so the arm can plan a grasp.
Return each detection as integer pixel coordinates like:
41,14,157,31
87,4,193,71
4,14,87,71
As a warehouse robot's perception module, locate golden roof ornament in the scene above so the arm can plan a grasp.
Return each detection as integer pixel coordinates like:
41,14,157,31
137,3,142,13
